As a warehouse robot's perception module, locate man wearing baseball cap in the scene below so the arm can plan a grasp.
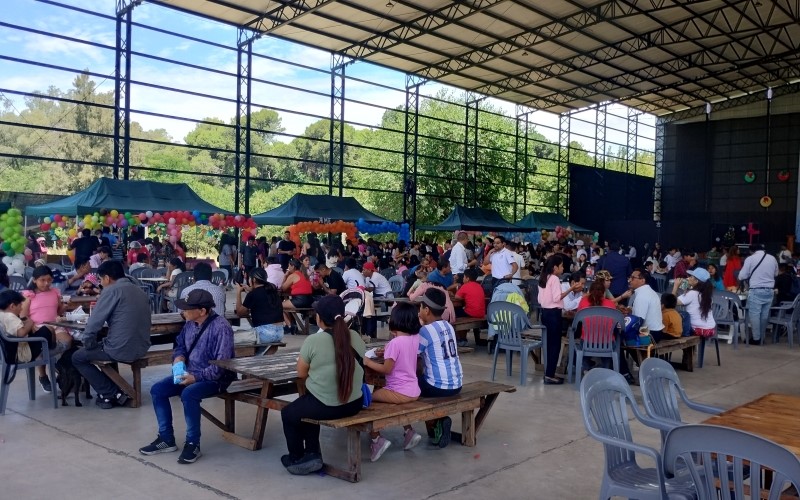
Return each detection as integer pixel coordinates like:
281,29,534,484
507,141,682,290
139,289,235,465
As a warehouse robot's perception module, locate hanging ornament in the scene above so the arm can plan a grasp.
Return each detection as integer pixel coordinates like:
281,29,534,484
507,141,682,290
743,171,756,183
760,195,772,208
778,170,790,182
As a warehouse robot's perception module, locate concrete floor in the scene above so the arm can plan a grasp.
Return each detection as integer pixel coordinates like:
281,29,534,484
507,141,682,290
2,324,799,500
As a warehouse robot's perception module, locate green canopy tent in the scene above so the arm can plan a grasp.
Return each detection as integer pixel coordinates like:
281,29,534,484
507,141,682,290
251,193,389,225
515,212,594,233
417,205,521,231
0,202,10,213
25,178,231,217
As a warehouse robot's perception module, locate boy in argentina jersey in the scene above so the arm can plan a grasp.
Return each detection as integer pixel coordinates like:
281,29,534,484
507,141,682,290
414,287,463,448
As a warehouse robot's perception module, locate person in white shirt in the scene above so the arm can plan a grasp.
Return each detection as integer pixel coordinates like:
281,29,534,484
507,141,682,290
778,245,792,265
738,244,779,344
448,232,468,283
362,262,391,297
487,236,518,290
620,268,665,337
560,272,585,312
265,256,285,289
342,258,365,290
664,247,681,271
506,241,525,286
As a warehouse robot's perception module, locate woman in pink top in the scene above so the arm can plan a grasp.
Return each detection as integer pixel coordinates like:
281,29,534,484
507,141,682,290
408,281,456,324
20,266,72,391
537,254,569,385
362,303,423,462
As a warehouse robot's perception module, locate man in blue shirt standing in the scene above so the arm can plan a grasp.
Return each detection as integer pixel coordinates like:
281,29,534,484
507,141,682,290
597,240,632,300
138,290,234,464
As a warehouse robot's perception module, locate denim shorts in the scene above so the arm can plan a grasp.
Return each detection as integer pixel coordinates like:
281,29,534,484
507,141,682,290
254,323,284,344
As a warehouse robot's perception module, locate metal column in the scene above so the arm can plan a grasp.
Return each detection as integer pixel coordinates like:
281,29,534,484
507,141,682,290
627,108,639,175
463,94,482,206
515,105,531,221
654,119,665,222
329,54,348,197
595,105,606,170
235,29,254,216
403,75,425,238
558,113,571,216
114,0,137,180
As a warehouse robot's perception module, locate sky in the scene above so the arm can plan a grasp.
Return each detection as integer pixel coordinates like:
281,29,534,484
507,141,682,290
0,0,655,152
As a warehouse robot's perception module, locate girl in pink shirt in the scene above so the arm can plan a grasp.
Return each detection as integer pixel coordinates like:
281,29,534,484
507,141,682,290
538,254,569,385
20,266,72,389
362,303,423,461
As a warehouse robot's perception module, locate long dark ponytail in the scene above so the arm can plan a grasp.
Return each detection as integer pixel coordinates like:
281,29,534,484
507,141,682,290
331,316,355,403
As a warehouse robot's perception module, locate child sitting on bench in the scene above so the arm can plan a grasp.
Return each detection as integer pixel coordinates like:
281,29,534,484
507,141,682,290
363,303,423,462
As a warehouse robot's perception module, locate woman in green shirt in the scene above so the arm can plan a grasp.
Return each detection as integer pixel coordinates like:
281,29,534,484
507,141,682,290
280,295,365,475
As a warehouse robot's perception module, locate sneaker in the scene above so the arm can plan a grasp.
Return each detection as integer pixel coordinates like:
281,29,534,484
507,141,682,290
286,452,323,475
457,339,469,348
370,436,391,462
430,420,441,445
115,392,130,407
280,454,293,468
438,417,452,449
39,375,52,393
177,442,202,464
403,429,422,450
95,396,114,409
139,436,178,455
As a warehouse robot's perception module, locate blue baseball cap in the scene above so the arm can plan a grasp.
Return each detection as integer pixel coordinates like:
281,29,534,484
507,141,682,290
687,268,710,283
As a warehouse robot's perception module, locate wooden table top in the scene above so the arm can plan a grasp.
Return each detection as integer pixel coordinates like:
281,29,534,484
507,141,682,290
212,353,300,385
139,277,168,282
66,295,98,305
372,296,411,304
702,393,800,456
47,310,240,335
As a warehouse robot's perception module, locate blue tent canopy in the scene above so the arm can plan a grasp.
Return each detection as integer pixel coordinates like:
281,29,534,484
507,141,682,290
251,193,389,225
417,205,521,231
25,178,231,217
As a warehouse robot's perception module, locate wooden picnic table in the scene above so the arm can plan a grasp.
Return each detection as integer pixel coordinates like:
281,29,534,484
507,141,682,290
702,393,800,457
208,348,394,451
208,353,302,450
47,310,241,344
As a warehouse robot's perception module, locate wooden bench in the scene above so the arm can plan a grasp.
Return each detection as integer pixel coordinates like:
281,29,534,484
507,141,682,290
285,307,314,335
91,343,285,408
453,316,488,345
624,336,701,372
304,380,515,482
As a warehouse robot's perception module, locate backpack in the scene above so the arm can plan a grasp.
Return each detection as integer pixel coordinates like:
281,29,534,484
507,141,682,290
622,315,644,345
678,310,693,337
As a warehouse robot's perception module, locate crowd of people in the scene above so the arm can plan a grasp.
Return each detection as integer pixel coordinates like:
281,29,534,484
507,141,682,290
2,224,799,472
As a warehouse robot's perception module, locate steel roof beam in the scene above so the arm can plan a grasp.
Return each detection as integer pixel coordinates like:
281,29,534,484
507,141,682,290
338,0,506,59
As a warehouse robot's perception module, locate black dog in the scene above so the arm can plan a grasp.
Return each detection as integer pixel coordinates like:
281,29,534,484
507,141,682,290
55,347,92,407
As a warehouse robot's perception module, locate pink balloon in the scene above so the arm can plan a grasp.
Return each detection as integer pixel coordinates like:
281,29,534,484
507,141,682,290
169,236,177,244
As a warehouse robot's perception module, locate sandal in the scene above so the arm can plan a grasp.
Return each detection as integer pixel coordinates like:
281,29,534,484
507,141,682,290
543,376,564,385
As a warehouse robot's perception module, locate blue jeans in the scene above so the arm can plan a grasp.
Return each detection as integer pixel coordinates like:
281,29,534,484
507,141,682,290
254,324,284,355
747,288,774,341
150,376,223,445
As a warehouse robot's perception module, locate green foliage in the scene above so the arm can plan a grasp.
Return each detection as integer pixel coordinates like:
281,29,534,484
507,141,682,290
0,74,655,228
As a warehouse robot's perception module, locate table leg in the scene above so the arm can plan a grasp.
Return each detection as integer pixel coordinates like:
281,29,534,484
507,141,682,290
221,381,273,451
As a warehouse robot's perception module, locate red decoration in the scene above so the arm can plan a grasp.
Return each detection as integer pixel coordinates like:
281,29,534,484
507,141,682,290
778,170,790,182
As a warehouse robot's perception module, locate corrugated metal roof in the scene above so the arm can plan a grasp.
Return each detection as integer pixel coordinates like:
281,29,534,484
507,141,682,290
148,0,800,116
